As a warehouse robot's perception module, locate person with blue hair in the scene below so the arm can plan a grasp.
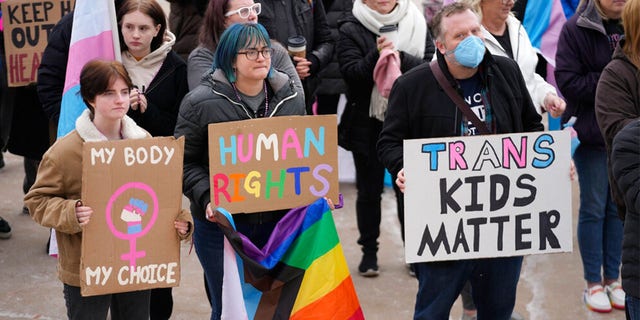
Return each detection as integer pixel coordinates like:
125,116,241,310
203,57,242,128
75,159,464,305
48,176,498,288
174,22,305,320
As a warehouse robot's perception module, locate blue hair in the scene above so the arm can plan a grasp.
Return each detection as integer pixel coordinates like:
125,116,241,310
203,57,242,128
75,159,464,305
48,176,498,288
213,23,274,83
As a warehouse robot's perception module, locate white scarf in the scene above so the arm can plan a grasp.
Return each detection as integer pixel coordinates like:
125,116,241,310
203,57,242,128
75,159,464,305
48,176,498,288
352,0,427,58
352,0,427,120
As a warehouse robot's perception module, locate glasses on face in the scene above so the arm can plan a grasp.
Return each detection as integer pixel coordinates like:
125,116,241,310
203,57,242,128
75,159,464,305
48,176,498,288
225,3,261,19
238,48,273,60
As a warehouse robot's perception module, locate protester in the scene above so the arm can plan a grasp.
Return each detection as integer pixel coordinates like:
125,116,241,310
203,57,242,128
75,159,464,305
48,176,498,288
610,120,640,320
118,0,188,139
595,0,640,316
314,0,352,115
555,0,627,312
337,0,434,277
166,0,209,61
187,0,301,95
461,0,565,119
255,0,334,113
24,59,193,320
377,3,543,319
174,23,305,320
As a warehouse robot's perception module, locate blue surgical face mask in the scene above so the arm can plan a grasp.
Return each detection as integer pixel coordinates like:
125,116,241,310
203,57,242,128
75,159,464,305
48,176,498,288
448,35,486,68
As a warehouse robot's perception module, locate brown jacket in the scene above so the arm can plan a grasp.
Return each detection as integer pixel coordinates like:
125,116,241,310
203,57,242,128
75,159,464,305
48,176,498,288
25,110,193,286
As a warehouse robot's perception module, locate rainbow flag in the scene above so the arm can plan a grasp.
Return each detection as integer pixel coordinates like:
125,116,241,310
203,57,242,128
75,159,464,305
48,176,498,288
57,0,120,137
216,199,364,319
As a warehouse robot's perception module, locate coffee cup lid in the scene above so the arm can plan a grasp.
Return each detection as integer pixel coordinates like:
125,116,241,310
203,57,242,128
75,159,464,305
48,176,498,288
379,25,398,33
287,36,306,47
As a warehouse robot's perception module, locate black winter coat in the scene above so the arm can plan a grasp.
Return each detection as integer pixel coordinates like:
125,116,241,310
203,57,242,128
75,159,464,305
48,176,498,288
611,120,640,300
337,14,435,155
315,0,352,96
127,51,188,137
378,52,544,178
37,11,73,123
256,0,334,76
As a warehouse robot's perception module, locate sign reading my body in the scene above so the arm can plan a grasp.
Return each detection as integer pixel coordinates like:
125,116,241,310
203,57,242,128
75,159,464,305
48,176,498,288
90,146,176,166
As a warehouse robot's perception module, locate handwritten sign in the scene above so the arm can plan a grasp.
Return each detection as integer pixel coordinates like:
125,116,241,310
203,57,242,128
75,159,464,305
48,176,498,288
80,137,185,296
2,0,75,86
208,115,339,213
403,131,573,263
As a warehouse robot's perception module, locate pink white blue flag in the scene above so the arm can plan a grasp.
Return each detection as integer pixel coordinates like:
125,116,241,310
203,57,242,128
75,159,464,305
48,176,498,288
57,0,121,137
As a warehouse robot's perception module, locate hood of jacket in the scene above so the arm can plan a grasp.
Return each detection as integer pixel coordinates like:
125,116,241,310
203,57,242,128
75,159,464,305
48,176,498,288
122,31,177,89
576,0,607,35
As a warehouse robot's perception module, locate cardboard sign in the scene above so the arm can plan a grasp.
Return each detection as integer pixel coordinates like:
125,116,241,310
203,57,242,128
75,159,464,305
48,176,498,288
80,137,185,297
208,115,339,213
403,131,573,263
1,0,75,86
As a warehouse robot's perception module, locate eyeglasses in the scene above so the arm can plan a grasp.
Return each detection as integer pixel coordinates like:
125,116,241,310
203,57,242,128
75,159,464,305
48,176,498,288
238,48,273,60
225,3,261,19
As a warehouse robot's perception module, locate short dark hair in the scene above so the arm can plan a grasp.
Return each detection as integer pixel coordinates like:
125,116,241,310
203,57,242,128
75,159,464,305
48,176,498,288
117,0,167,52
431,2,475,41
80,60,133,114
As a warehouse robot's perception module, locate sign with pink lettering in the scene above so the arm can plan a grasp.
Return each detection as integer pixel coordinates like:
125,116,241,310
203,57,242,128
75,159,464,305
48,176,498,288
208,115,339,213
403,131,573,262
80,137,185,296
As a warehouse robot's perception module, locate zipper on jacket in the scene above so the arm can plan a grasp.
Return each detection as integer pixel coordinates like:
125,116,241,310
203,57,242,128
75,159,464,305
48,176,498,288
211,87,255,119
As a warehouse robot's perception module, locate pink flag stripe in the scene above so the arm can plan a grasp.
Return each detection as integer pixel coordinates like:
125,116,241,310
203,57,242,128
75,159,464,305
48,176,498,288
63,31,116,93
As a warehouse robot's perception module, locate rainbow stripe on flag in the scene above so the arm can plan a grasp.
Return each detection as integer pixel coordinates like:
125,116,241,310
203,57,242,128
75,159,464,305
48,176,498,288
216,199,363,319
57,0,120,137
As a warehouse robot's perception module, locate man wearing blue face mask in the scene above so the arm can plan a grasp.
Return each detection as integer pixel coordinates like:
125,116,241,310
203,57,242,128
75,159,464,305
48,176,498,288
377,3,544,320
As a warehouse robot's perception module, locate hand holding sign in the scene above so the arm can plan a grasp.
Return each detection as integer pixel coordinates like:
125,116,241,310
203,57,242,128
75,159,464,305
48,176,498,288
75,201,93,227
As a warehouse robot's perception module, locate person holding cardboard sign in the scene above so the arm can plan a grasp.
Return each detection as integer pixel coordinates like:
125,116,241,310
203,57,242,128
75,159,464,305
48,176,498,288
116,1,190,317
174,22,305,320
25,60,193,320
377,3,544,319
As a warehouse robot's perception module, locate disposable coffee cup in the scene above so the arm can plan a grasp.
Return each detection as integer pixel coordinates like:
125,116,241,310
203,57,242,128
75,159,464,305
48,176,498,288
287,36,307,58
379,24,398,46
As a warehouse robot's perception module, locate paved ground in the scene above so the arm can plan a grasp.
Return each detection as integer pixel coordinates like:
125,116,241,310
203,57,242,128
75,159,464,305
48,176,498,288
0,151,628,320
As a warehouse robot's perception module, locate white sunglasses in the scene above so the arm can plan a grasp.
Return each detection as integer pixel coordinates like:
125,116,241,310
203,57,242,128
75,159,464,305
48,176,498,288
225,3,261,19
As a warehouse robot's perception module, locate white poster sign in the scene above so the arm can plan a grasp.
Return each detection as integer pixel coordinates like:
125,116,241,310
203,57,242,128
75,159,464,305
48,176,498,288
403,131,572,263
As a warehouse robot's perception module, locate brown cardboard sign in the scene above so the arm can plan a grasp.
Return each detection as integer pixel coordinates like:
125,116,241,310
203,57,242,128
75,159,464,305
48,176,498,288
80,137,185,297
208,115,339,213
1,0,75,86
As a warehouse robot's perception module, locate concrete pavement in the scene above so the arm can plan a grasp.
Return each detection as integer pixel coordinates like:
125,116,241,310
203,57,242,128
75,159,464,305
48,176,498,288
0,150,627,319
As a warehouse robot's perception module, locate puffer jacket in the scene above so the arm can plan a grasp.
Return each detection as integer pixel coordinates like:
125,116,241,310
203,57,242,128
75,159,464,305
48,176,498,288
174,69,305,221
595,38,640,219
611,120,640,299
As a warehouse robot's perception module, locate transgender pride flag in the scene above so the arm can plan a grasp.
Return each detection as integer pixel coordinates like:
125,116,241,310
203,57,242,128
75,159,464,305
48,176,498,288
520,0,566,68
57,0,121,137
216,199,364,319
